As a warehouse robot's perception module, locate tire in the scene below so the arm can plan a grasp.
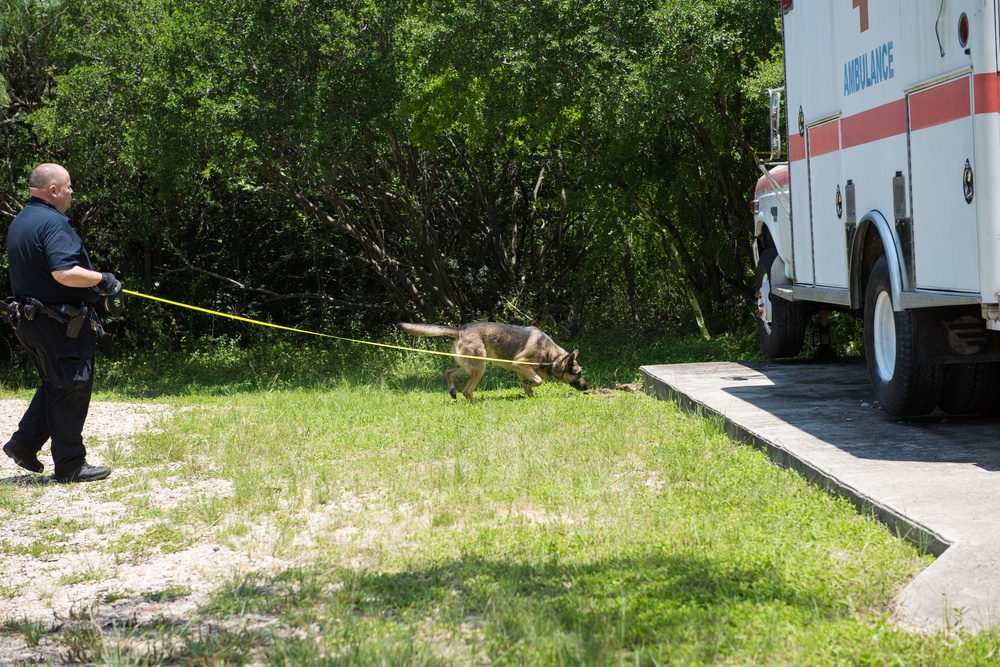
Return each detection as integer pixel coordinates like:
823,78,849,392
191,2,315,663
755,247,808,358
863,256,944,416
938,362,1000,415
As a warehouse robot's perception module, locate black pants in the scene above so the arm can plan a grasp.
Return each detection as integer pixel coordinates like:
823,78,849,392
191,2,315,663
10,315,95,476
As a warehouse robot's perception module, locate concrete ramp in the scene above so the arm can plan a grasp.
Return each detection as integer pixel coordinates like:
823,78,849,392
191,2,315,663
641,360,1000,632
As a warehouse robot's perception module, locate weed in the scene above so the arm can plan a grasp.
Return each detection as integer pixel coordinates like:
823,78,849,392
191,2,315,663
103,590,131,603
4,617,46,647
190,494,228,527
1,536,68,558
59,566,107,587
197,573,271,618
59,622,102,663
142,584,192,603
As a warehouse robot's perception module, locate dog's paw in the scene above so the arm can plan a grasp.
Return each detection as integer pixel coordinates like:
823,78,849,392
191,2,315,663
450,388,457,400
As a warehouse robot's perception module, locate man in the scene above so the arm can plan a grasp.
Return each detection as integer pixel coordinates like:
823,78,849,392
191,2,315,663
2,163,120,483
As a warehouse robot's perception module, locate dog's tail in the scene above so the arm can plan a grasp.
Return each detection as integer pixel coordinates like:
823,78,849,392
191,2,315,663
396,322,460,339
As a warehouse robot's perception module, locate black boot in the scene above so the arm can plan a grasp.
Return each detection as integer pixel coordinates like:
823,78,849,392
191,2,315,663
52,461,110,483
3,441,43,474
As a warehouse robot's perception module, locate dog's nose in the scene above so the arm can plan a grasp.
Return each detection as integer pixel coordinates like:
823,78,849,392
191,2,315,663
571,378,588,391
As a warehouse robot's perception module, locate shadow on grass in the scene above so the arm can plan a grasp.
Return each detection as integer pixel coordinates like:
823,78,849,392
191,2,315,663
8,547,844,662
17,551,832,663
341,554,834,632
187,552,846,660
0,473,51,486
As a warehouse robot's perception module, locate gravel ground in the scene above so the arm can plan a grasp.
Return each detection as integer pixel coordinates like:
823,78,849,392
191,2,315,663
0,399,288,665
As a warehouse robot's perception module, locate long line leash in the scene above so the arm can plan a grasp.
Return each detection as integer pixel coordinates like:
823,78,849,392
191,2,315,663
121,288,543,367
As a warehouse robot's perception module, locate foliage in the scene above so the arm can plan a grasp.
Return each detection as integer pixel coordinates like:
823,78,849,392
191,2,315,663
2,0,784,342
0,0,67,224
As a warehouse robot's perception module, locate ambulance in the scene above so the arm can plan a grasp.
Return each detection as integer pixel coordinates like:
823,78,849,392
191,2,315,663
753,0,1000,416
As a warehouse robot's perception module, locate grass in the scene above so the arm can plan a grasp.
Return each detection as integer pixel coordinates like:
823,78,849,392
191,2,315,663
0,326,998,664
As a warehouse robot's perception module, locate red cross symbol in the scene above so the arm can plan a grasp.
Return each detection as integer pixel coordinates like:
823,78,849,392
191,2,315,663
853,0,870,32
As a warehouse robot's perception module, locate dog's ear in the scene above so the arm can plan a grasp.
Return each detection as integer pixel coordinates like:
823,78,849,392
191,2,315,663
555,349,580,374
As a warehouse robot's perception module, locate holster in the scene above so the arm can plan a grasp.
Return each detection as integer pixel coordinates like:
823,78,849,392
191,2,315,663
57,304,87,339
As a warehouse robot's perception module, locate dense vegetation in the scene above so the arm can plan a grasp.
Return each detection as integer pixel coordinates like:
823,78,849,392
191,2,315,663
1,0,782,346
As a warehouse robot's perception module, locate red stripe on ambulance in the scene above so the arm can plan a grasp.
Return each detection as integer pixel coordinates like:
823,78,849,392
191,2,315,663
788,134,805,162
808,121,841,157
974,72,1000,113
841,99,906,149
909,77,970,131
789,73,1000,163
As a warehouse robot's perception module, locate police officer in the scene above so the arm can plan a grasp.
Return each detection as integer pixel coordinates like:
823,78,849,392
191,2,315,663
2,163,119,482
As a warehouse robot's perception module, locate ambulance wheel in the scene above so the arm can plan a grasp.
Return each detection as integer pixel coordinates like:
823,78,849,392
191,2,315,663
755,248,808,358
938,362,1000,415
863,256,943,416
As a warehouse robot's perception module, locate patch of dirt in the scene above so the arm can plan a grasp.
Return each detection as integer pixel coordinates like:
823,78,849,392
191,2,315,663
586,383,642,397
0,399,291,665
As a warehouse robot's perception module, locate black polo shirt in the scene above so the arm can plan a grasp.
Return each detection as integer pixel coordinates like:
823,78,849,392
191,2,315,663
7,197,100,304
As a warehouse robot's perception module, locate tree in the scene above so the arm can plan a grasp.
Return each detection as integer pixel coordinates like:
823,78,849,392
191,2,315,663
400,0,783,330
1,0,67,221
22,0,784,338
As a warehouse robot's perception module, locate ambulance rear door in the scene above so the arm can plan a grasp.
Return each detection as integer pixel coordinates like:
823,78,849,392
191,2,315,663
805,116,848,288
907,73,980,293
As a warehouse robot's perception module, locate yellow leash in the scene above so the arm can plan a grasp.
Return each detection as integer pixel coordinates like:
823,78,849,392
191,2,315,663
121,288,543,367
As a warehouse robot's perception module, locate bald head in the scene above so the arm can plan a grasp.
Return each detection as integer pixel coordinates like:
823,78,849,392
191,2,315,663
28,163,73,213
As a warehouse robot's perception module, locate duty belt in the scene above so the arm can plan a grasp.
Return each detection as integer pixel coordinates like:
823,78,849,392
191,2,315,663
0,297,104,338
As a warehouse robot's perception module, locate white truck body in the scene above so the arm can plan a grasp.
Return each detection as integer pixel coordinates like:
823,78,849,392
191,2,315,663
753,0,1000,415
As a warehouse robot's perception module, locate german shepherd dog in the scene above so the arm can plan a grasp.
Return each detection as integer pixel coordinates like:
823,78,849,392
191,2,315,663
397,322,588,402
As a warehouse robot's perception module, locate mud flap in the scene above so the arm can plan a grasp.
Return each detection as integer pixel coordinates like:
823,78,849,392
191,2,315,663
912,307,1000,365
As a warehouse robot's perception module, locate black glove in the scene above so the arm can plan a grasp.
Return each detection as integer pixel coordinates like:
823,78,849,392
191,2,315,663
97,272,121,295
